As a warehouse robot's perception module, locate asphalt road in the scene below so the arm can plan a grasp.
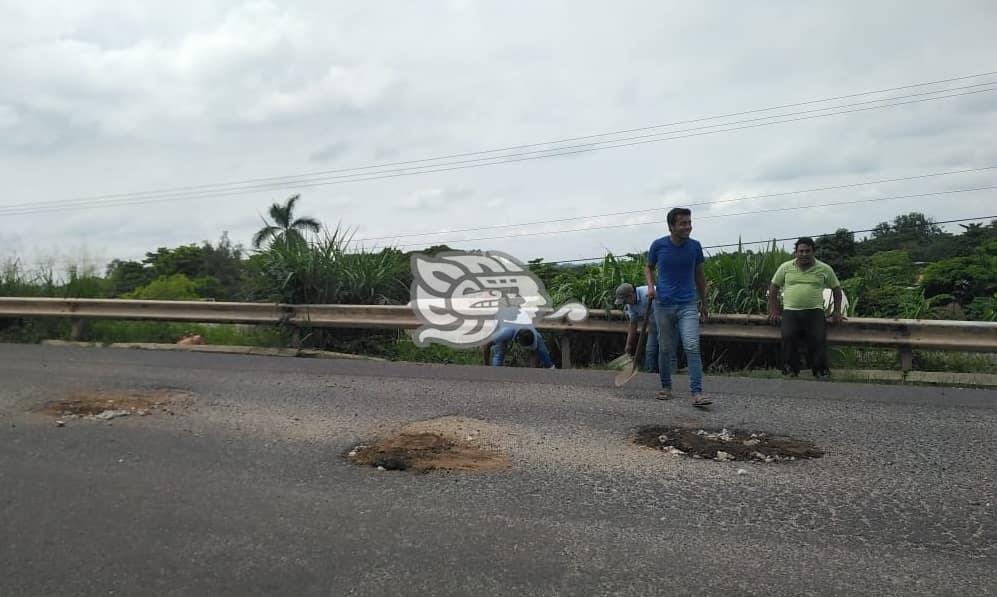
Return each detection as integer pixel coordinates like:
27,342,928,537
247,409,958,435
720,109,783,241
1,344,994,596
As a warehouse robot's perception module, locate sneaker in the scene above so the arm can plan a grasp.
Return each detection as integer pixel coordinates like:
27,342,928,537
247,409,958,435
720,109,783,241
656,389,673,401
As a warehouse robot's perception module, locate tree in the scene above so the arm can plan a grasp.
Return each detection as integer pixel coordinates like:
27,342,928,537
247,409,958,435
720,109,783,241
106,260,151,296
252,194,321,249
852,250,918,317
135,234,246,300
816,228,857,279
144,245,206,279
891,212,944,237
860,212,954,261
920,240,997,305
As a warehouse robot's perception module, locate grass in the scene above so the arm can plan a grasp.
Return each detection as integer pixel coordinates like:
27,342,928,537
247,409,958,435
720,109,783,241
86,321,287,347
385,334,485,365
830,346,997,374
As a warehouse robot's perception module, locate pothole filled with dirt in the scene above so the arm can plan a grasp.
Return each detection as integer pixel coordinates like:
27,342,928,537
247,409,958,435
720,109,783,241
634,425,824,463
40,389,193,425
346,417,509,473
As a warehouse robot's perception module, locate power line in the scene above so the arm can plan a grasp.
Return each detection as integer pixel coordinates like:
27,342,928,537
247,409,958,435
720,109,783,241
546,214,997,263
3,82,996,217
387,185,995,249
7,214,995,271
355,165,997,242
7,70,995,210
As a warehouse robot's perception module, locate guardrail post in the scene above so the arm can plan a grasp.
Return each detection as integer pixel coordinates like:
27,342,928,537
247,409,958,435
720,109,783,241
899,346,914,372
560,333,573,369
70,318,87,341
291,327,302,349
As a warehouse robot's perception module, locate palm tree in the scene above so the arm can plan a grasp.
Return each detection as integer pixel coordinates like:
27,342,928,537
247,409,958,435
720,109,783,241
252,194,322,249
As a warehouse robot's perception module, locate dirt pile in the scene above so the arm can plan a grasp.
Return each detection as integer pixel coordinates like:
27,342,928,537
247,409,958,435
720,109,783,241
346,416,509,473
41,389,192,422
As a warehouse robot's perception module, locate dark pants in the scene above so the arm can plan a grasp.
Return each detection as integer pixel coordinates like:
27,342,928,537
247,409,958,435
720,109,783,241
781,309,829,375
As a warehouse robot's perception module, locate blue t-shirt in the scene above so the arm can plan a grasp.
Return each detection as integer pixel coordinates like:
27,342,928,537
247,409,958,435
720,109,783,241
647,236,704,304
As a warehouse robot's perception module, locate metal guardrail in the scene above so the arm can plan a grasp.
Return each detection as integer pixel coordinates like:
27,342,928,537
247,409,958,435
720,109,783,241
2,297,996,370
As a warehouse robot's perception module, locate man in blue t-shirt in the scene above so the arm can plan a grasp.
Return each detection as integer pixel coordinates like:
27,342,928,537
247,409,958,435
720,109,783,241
645,207,712,407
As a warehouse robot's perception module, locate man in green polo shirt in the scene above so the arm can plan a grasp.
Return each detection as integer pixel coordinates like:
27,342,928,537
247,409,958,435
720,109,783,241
768,237,843,378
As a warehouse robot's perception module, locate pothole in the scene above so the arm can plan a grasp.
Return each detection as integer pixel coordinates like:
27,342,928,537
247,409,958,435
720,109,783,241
634,425,824,462
40,389,193,424
346,417,509,473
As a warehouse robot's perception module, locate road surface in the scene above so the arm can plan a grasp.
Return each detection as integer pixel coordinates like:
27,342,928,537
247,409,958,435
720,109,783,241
1,344,994,596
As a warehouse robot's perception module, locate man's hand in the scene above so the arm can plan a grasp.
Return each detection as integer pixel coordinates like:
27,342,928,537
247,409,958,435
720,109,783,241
646,286,656,301
829,312,843,325
699,303,709,322
768,311,782,325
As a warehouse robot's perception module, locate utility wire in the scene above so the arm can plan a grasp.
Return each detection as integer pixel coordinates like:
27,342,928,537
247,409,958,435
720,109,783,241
547,214,997,263
6,70,995,209
390,186,995,249
7,214,995,270
3,82,996,217
355,165,997,242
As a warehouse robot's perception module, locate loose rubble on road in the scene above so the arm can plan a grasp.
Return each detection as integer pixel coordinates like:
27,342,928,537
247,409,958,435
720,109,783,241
634,425,824,462
346,416,509,473
41,389,192,425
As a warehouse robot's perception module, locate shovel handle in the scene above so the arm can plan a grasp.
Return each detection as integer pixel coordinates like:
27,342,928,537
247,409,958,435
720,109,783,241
632,310,651,365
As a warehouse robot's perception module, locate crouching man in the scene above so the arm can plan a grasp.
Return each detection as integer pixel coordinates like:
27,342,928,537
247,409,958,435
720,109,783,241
483,326,556,369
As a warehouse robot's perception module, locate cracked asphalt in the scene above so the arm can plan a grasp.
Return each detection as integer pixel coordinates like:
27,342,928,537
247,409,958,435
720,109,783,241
1,344,994,596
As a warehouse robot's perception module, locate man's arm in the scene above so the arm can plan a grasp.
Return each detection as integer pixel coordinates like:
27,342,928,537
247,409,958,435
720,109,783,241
644,263,656,300
624,319,638,355
767,283,782,322
695,263,709,320
482,341,492,366
830,287,843,324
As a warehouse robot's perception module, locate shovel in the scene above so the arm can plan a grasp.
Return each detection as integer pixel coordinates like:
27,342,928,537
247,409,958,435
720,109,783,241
607,352,633,370
614,313,651,387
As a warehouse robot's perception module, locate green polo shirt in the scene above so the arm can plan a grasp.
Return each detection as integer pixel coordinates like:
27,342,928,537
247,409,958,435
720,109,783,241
771,259,840,311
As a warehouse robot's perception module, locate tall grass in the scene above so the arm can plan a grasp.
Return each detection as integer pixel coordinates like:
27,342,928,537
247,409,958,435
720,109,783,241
1,258,54,297
259,226,409,305
703,241,790,314
548,253,645,311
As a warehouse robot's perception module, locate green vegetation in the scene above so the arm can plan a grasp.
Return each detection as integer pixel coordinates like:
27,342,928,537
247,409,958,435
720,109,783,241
2,202,995,374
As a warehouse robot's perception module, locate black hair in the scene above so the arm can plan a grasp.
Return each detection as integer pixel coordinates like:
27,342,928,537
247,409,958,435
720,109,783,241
667,207,692,229
515,329,535,346
794,237,816,250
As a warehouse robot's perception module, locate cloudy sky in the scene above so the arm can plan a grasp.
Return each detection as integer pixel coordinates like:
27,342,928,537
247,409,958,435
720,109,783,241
2,0,996,272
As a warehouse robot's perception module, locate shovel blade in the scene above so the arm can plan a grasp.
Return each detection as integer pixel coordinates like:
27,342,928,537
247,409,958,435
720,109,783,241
614,363,639,387
607,353,633,370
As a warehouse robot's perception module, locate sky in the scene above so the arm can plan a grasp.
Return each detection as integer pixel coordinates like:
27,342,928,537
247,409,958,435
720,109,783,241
1,0,996,274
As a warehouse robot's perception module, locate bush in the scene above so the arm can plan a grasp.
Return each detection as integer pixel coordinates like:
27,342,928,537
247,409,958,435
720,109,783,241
124,274,201,300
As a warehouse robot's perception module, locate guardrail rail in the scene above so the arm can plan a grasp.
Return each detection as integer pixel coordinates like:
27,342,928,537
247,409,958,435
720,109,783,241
2,297,995,371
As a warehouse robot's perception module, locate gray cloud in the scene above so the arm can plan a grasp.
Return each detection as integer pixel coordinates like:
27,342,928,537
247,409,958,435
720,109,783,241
309,141,350,162
397,187,474,212
754,148,882,183
2,0,996,268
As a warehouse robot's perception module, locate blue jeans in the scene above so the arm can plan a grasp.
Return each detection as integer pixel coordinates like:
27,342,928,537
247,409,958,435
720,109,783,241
654,300,703,394
640,315,679,373
490,326,555,368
